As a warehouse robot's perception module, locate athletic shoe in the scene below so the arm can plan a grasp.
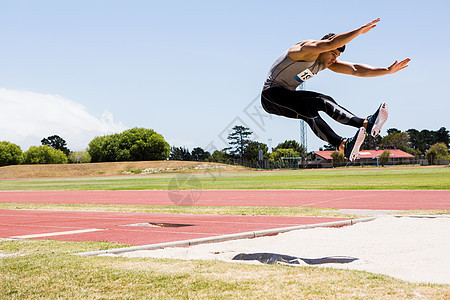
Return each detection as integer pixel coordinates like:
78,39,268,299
366,102,388,137
344,127,366,162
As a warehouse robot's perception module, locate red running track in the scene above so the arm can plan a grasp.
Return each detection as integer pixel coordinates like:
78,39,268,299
0,209,344,246
1,190,448,246
0,190,449,210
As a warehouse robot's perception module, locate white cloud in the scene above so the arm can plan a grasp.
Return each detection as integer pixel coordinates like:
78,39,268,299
0,88,127,151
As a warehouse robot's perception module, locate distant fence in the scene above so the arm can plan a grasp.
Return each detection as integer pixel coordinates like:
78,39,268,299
227,158,301,170
221,157,433,170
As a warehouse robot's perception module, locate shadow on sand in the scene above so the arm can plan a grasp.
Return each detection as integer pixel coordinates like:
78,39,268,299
232,253,358,266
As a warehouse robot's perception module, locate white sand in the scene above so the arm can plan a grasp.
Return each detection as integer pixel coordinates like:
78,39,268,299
114,216,450,285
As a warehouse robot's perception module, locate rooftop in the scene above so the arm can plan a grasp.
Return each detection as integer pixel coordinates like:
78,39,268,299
314,149,415,160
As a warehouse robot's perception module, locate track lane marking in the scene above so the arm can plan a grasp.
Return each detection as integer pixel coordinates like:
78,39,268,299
10,228,107,239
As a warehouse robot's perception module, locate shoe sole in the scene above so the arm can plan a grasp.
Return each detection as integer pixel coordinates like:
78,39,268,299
349,127,366,162
371,103,388,137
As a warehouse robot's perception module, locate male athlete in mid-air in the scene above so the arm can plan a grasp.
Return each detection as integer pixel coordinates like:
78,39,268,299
261,18,410,161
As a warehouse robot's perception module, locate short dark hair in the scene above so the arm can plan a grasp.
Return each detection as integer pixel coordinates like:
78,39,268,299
322,33,345,53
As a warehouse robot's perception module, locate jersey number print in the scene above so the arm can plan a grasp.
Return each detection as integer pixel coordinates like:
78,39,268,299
295,69,315,83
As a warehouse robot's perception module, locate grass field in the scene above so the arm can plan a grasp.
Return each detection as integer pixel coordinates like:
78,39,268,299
1,163,449,298
1,165,449,191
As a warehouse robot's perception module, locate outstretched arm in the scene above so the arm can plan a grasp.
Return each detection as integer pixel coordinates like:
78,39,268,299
328,58,411,77
289,18,380,61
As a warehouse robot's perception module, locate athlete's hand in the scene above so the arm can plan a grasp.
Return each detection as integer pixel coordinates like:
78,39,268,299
359,18,380,34
388,58,411,74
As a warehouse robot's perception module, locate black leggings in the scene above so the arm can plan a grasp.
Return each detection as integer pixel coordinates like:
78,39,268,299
261,87,365,148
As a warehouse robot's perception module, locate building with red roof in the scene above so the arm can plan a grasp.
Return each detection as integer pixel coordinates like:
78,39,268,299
308,149,415,167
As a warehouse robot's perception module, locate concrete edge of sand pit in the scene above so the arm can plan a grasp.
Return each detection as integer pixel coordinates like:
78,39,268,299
76,217,376,257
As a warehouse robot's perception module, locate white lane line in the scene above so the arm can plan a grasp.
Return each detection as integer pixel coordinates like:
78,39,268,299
11,228,107,239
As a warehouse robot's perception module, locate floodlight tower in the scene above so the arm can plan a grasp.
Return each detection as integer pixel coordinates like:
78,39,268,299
297,84,307,153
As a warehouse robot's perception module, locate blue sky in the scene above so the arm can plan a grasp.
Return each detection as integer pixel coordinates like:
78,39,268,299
0,0,448,153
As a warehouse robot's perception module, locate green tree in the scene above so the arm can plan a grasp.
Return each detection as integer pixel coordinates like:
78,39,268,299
379,150,391,167
274,140,306,157
208,150,230,164
361,135,382,150
435,127,449,148
406,128,449,155
169,146,192,161
123,128,170,161
407,129,424,154
68,151,91,163
381,131,410,151
87,134,121,162
0,141,23,166
419,129,435,152
269,148,300,168
387,128,401,135
426,143,449,164
41,135,70,156
243,141,269,162
226,125,253,158
87,136,107,162
191,147,210,162
270,148,299,161
23,145,68,164
87,128,170,162
330,151,345,167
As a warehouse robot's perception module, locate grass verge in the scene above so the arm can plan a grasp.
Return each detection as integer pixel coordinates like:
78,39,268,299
1,240,448,299
0,202,357,218
3,203,449,218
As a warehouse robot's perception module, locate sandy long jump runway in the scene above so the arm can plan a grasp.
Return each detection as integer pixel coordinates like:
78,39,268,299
0,190,449,210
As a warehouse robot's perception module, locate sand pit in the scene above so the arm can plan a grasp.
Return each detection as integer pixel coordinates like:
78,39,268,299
111,216,450,285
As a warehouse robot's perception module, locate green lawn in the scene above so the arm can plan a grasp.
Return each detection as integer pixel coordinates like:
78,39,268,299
1,166,449,190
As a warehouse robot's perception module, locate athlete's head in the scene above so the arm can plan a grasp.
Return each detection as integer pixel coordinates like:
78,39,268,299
322,33,346,53
318,49,341,68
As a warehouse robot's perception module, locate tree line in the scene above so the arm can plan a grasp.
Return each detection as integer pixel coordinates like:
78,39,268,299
171,125,450,164
0,128,170,166
0,125,448,166
170,125,307,165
